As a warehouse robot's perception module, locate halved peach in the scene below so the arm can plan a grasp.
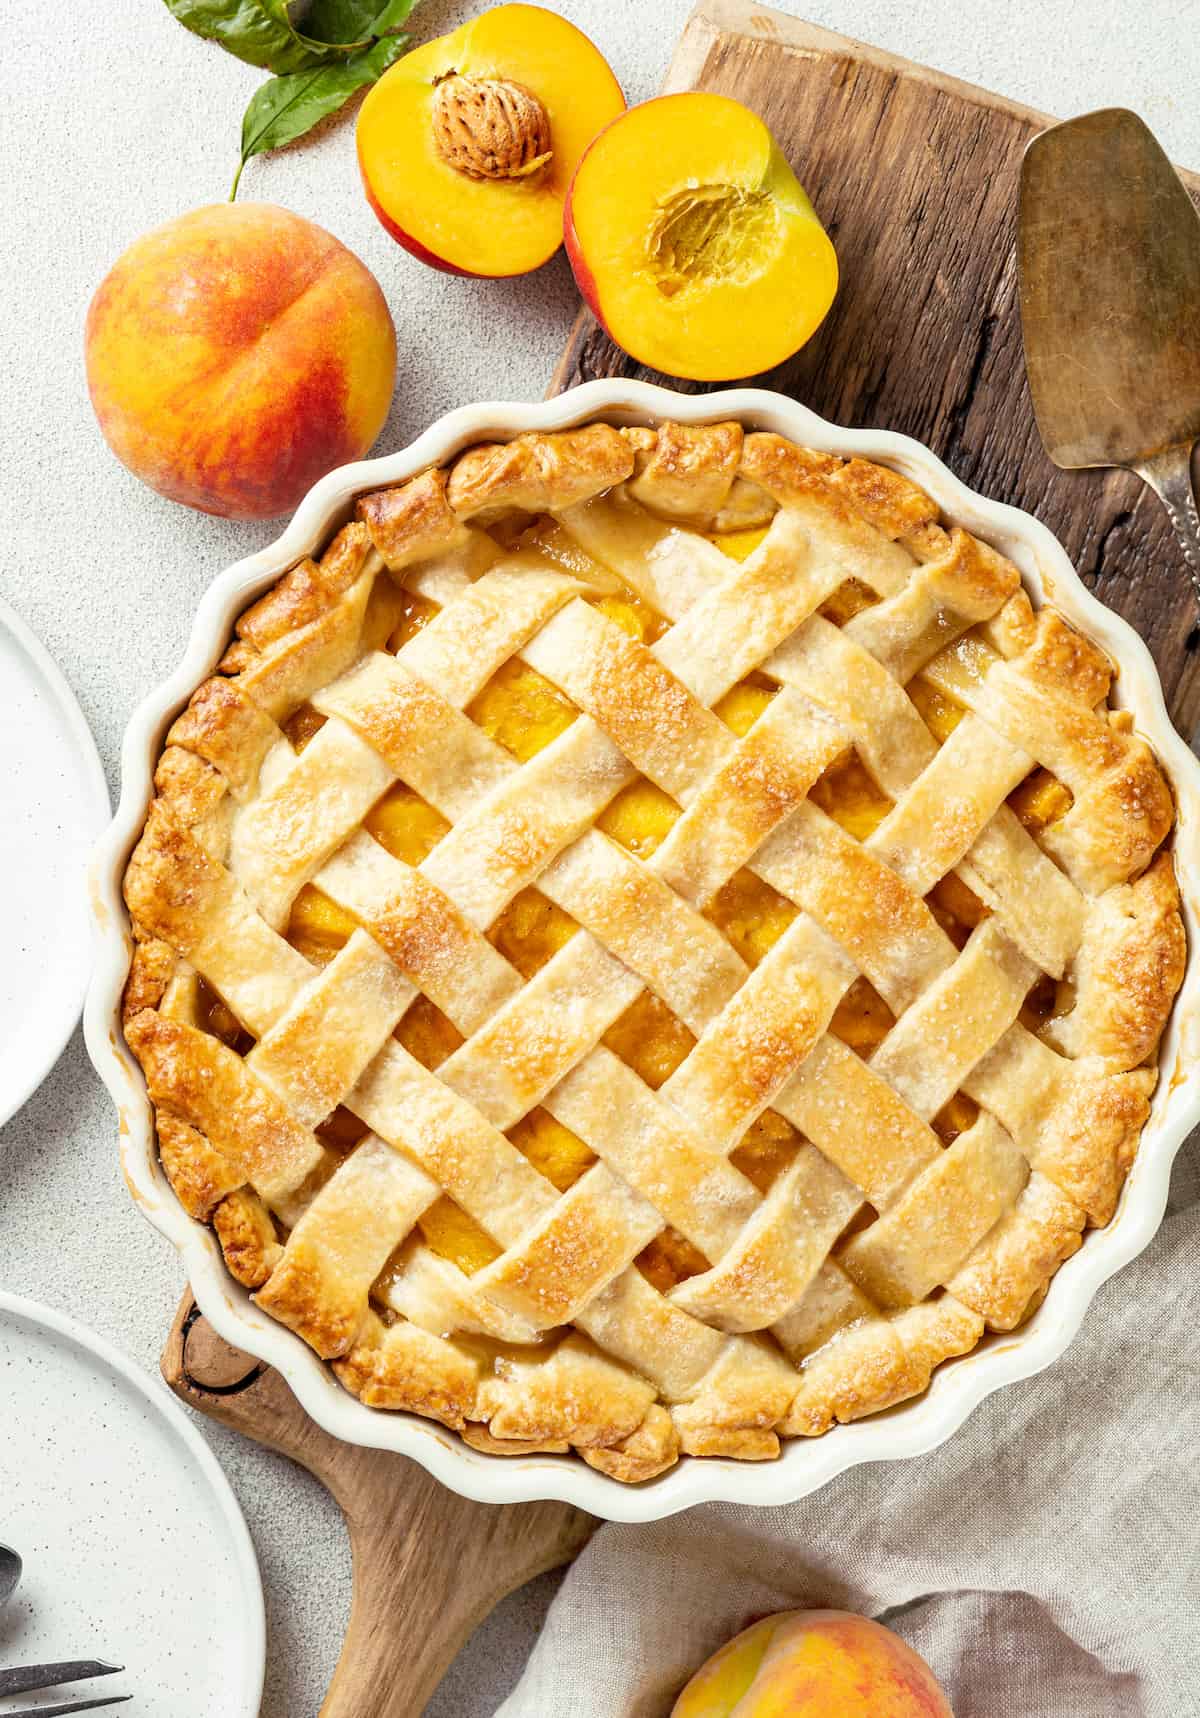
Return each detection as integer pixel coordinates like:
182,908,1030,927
565,92,838,380
357,3,624,277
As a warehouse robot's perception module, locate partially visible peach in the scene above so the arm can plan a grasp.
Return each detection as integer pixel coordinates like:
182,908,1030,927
565,92,838,380
85,203,396,520
671,1609,954,1717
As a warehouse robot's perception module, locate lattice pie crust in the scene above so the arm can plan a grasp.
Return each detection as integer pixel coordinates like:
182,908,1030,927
123,420,1186,1483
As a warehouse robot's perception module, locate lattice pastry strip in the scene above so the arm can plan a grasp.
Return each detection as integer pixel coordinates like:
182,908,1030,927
922,625,1173,895
128,1009,331,1225
121,419,1185,1481
256,1135,438,1359
840,1112,1030,1307
246,929,412,1125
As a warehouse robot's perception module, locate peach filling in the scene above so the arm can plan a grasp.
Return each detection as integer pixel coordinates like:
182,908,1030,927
276,524,1074,1290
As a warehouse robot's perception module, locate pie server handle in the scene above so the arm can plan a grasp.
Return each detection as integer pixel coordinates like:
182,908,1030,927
1137,441,1200,612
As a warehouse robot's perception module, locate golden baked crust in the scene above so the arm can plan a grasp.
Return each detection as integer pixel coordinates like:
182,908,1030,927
121,419,1185,1482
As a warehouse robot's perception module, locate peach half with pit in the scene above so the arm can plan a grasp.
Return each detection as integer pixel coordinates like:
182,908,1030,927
671,1610,954,1717
85,202,396,521
357,3,624,277
565,92,838,380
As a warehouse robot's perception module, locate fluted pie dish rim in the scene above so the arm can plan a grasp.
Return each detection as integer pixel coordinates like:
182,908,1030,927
85,380,1200,1521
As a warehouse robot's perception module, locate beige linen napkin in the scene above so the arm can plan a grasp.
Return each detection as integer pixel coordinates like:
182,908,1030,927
497,1145,1200,1718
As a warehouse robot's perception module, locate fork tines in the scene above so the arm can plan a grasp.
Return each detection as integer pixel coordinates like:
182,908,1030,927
0,1655,129,1713
2,1699,130,1717
4,1700,131,1717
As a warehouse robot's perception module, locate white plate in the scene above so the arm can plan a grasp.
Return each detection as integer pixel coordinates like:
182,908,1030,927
0,598,109,1127
0,1292,265,1716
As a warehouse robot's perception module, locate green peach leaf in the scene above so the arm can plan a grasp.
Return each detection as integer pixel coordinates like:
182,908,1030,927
231,32,408,197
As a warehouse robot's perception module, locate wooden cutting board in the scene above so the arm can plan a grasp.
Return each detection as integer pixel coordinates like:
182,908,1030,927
164,6,1200,1714
554,1,1200,741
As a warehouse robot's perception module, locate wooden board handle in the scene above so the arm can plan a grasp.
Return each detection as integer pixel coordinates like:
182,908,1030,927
162,1298,594,1716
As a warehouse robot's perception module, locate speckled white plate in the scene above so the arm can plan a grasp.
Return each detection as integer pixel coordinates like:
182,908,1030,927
0,598,109,1128
0,1292,264,1715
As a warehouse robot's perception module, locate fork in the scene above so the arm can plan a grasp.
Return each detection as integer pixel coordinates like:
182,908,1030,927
0,1658,130,1713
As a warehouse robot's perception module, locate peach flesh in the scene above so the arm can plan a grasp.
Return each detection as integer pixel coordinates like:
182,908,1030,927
357,3,623,277
565,92,838,381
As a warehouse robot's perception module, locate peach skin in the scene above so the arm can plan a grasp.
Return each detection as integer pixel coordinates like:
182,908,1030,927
85,203,396,520
671,1609,954,1717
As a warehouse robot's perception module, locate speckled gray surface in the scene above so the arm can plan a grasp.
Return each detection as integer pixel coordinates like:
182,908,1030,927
2,2,1197,1714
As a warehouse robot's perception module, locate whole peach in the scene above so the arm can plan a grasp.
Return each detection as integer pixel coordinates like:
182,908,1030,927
671,1609,953,1717
85,203,396,520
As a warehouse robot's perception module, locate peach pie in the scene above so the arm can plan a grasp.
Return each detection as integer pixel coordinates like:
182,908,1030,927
122,420,1186,1482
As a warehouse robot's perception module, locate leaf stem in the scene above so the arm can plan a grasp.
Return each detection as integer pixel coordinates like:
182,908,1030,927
230,154,247,201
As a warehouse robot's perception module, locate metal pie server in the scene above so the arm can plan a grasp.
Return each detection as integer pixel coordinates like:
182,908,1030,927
1019,108,1200,603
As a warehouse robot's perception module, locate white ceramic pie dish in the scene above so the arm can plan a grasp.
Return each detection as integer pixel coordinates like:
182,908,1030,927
85,380,1200,1523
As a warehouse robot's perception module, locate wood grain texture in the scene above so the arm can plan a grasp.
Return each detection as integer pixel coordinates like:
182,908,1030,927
552,0,1200,739
162,1299,594,1717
